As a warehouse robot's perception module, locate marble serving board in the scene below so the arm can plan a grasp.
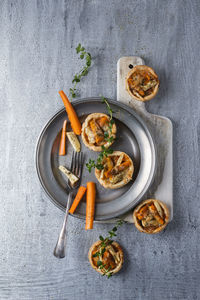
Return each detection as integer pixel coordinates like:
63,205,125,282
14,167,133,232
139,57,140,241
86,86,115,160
102,57,173,223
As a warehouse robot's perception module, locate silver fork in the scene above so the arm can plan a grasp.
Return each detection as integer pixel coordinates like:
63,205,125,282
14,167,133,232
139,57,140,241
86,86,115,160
53,151,83,258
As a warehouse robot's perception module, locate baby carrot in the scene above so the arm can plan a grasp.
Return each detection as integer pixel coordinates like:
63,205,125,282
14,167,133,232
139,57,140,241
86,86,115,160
59,90,82,135
69,186,87,214
59,120,67,155
85,182,96,230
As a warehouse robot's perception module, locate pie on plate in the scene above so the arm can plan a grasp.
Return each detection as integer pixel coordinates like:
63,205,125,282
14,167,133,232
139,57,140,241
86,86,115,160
81,113,116,152
95,151,134,189
133,199,170,234
88,240,124,275
126,65,159,101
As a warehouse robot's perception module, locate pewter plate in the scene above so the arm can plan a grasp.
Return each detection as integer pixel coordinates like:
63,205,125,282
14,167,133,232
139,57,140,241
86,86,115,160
35,98,156,220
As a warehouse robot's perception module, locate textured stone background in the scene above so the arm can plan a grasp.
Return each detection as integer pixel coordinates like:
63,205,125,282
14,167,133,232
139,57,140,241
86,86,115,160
1,0,200,299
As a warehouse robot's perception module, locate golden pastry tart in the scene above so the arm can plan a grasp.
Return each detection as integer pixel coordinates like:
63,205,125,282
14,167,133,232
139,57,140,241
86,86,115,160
95,151,134,189
81,113,116,152
126,65,159,101
88,240,124,275
133,199,170,234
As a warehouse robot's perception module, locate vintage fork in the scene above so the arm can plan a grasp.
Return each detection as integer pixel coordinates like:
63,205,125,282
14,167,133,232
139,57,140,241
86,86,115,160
53,151,83,258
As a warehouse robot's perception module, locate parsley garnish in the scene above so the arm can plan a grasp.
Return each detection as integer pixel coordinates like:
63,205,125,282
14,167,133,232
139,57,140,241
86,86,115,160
92,220,126,278
69,43,92,99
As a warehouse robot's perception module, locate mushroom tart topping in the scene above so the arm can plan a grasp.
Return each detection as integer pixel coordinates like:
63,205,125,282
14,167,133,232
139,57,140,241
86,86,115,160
133,199,170,234
88,240,124,276
95,151,134,189
81,113,116,152
126,65,159,101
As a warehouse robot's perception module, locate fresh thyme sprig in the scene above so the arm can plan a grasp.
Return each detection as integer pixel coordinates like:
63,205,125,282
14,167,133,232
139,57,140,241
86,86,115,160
86,146,113,173
69,43,92,99
101,96,115,143
92,220,126,278
101,96,113,119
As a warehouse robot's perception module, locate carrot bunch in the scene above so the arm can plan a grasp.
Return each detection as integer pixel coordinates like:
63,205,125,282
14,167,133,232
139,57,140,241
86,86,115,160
58,91,96,229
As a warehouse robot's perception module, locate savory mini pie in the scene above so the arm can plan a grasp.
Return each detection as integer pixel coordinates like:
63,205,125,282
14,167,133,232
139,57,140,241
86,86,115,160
133,199,170,234
95,151,134,189
126,65,159,101
88,240,124,275
81,113,116,152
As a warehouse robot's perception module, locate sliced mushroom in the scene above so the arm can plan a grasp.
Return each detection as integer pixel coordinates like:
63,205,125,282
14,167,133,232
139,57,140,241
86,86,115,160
142,218,159,228
142,79,157,91
109,173,124,184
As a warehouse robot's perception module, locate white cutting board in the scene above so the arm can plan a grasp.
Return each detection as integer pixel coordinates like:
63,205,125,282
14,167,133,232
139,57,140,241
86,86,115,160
117,57,173,223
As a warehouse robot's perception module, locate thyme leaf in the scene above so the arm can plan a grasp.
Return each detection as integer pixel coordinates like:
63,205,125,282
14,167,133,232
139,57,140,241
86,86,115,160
86,146,113,172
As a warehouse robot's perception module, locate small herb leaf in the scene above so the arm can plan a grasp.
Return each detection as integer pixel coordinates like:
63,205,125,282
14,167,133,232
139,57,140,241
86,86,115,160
99,235,104,242
76,43,82,53
97,260,103,267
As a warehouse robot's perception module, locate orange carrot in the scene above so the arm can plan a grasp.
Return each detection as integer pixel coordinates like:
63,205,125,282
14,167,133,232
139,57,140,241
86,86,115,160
97,116,109,128
104,157,113,178
136,205,148,220
59,120,67,155
59,90,82,135
69,186,87,214
85,182,96,230
89,119,104,144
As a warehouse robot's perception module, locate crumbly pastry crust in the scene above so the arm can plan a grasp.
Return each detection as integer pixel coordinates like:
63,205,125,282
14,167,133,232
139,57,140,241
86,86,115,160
88,240,124,275
126,65,159,102
133,199,170,234
81,113,117,152
95,151,134,189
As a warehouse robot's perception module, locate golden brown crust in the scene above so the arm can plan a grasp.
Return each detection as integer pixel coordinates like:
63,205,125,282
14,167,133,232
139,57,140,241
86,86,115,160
88,240,124,275
126,65,159,102
95,151,134,189
133,199,170,234
81,113,117,152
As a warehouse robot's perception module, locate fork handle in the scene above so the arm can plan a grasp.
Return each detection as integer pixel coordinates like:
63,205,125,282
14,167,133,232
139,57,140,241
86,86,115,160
53,192,72,258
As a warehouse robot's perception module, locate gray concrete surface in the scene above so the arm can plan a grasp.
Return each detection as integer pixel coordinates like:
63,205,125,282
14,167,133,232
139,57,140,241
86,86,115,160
1,0,200,299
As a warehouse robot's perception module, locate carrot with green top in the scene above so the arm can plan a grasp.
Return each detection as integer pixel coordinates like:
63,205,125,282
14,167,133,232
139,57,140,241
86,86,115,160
59,120,67,155
69,186,87,214
59,90,82,135
85,182,96,230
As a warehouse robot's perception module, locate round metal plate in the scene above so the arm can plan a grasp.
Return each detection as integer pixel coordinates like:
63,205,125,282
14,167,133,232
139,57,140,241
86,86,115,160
35,98,156,220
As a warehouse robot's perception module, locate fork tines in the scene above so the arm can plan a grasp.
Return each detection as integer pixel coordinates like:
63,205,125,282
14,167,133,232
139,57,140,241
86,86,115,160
70,151,83,181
